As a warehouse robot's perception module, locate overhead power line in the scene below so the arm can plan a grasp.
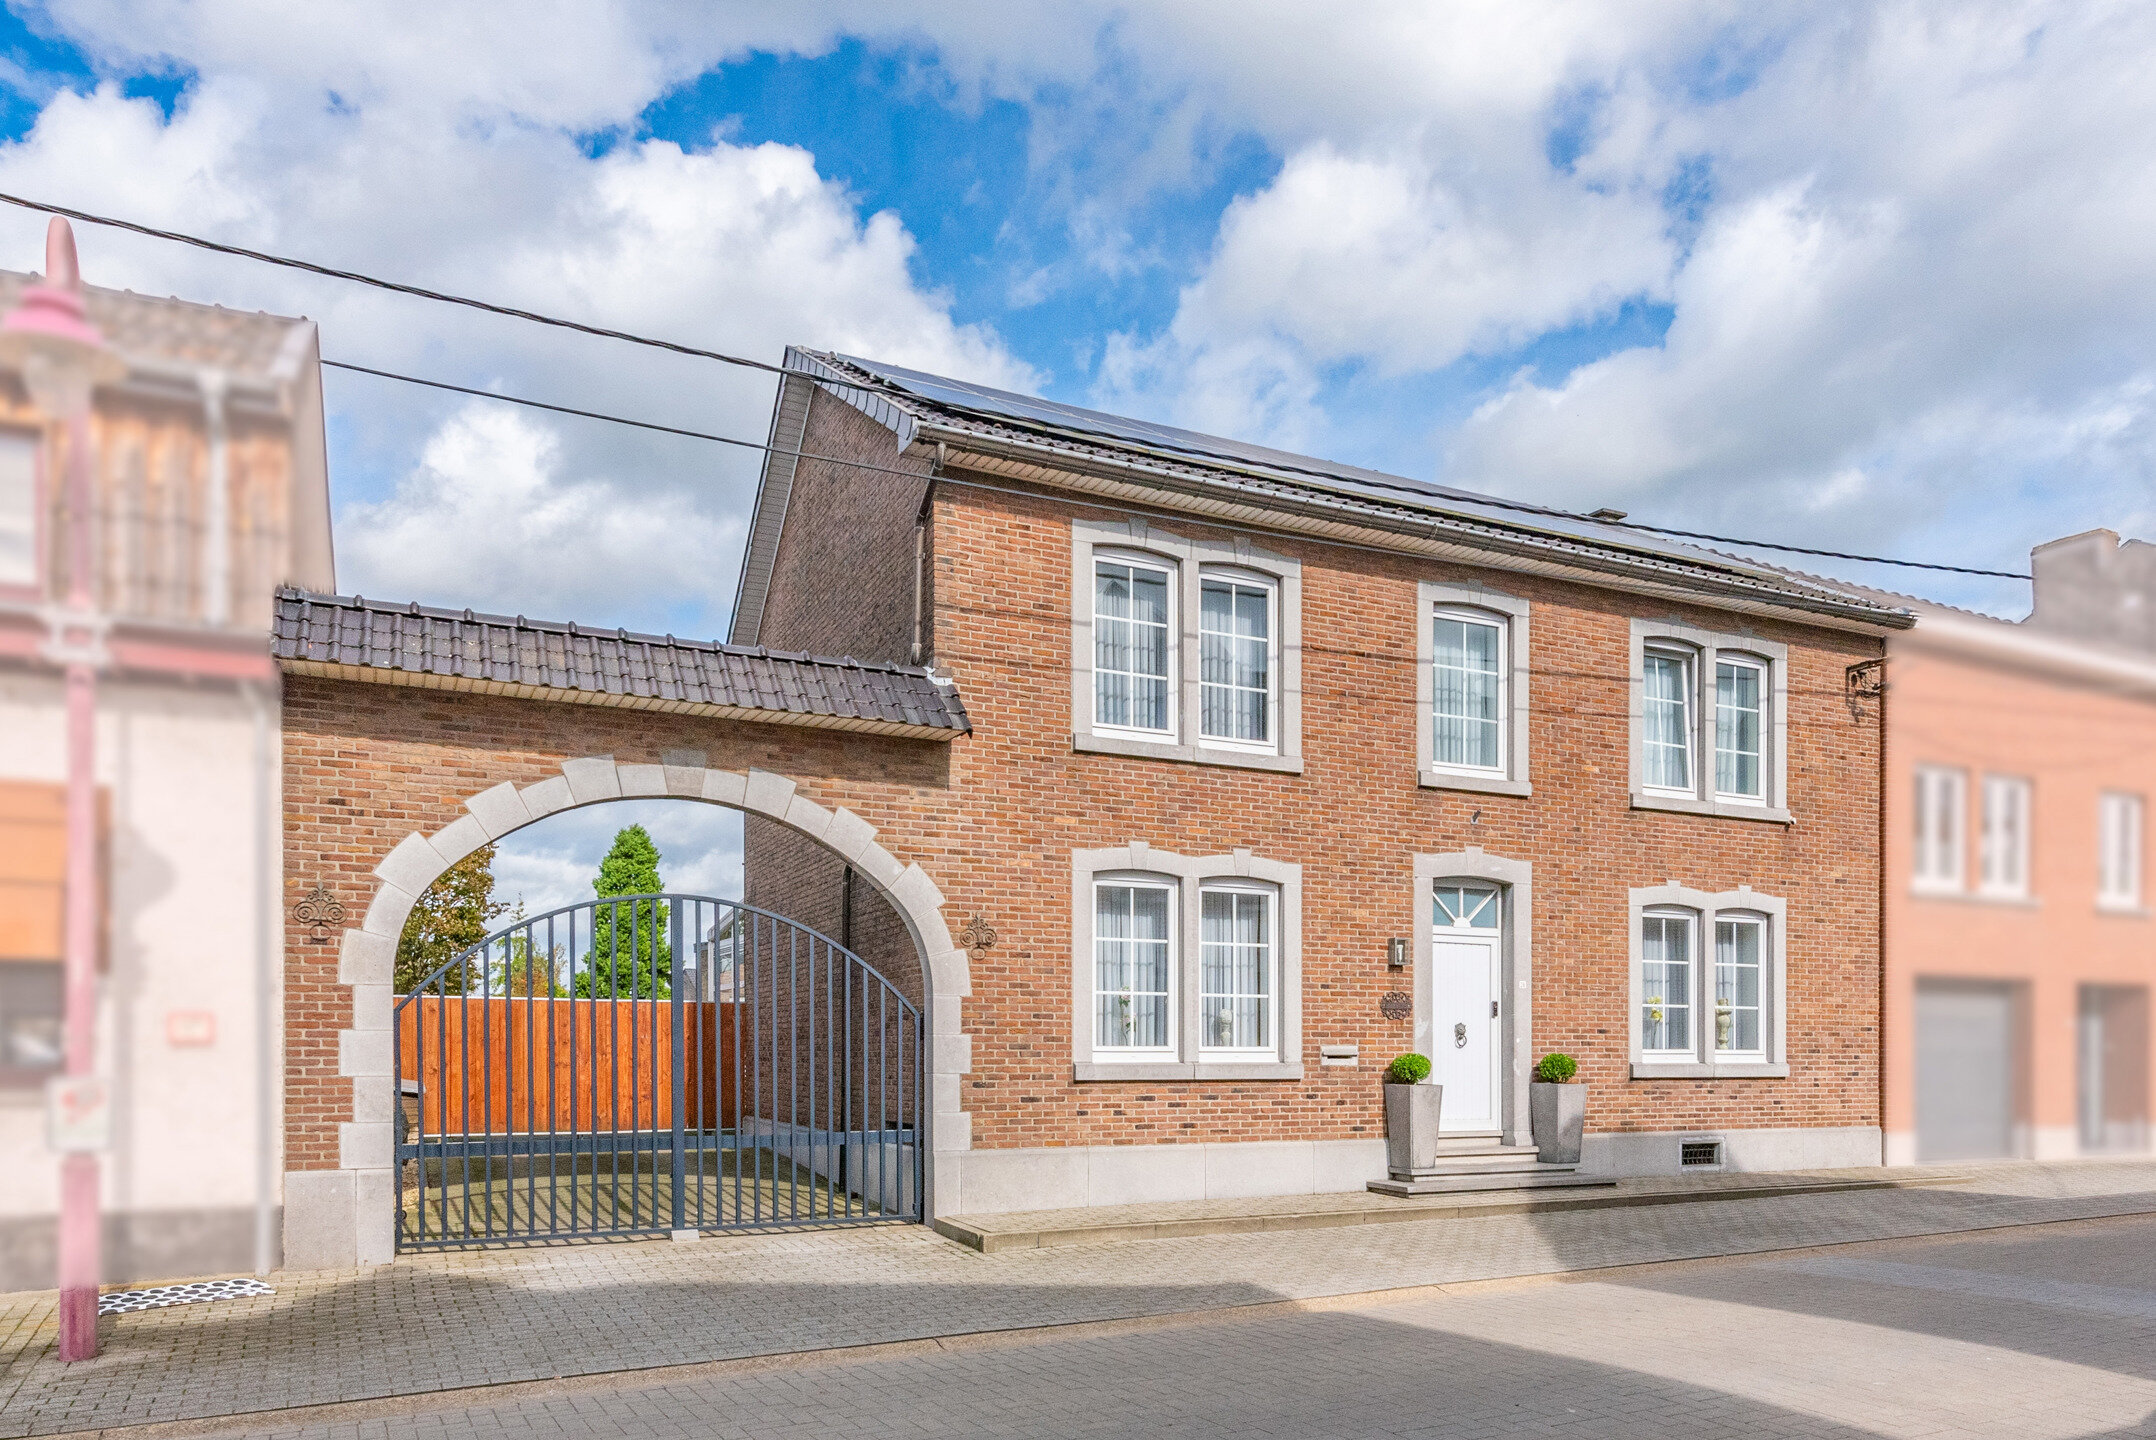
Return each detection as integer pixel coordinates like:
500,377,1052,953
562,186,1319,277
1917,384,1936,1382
1,191,2030,582
326,359,2029,580
0,190,790,379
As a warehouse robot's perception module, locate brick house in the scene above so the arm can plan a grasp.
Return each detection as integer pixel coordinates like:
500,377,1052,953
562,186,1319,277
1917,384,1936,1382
731,351,1911,1213
1881,530,2156,1165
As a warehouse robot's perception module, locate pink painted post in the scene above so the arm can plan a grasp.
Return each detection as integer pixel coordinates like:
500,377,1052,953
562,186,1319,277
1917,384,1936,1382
56,404,98,1360
0,218,124,1361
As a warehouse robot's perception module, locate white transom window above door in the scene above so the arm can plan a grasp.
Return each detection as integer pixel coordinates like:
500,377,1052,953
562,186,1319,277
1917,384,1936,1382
1070,518,1303,773
1628,620,1791,822
1628,883,1788,1079
1418,582,1531,797
1070,844,1304,1081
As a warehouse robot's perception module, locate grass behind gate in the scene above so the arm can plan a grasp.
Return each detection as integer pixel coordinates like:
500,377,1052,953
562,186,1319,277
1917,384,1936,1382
397,1145,893,1246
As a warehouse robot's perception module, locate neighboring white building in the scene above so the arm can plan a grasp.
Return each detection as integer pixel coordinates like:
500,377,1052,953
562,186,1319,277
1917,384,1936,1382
0,269,331,1291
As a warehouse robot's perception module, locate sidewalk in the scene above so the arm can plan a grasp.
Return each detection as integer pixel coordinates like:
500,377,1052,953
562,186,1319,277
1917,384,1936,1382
935,1165,1974,1250
2,1159,2153,1438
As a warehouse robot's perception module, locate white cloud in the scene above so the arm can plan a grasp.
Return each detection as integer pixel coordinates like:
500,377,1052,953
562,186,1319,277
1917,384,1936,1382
486,798,744,919
0,8,1033,633
1170,142,1673,373
336,403,742,629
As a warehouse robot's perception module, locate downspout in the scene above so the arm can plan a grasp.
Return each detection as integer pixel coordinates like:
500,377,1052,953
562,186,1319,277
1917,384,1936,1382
1876,647,1890,1166
247,677,276,1273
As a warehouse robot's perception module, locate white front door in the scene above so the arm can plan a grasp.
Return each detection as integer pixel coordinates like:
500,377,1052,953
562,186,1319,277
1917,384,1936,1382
1431,883,1503,1133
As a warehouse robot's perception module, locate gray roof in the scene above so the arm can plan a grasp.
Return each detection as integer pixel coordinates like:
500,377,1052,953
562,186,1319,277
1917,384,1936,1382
754,349,1911,634
273,589,969,740
0,269,316,384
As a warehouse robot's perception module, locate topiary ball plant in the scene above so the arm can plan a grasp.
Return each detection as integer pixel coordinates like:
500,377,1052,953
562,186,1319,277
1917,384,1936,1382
1386,1052,1433,1085
1535,1052,1579,1084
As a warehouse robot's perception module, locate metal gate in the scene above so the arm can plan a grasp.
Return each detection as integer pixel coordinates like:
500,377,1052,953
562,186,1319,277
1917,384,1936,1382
393,895,922,1250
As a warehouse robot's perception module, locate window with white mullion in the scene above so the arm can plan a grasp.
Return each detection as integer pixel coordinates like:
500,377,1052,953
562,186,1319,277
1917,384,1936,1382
1713,657,1766,801
1199,573,1274,748
2099,792,2143,909
1913,766,1966,892
1642,650,1695,793
1094,557,1174,736
0,432,37,590
1980,775,2031,898
1713,915,1767,1059
1640,909,1696,1057
1093,880,1175,1054
1431,609,1506,773
1198,885,1272,1053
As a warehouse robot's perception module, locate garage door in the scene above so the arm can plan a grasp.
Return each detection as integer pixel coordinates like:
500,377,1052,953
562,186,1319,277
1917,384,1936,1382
1916,980,2019,1162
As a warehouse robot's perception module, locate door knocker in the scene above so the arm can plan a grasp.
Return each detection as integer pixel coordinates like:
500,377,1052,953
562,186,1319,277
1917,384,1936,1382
1453,1021,1467,1048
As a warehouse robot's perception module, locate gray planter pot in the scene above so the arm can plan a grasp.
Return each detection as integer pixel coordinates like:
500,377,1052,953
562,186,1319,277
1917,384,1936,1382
1530,1082,1587,1165
1384,1082,1443,1177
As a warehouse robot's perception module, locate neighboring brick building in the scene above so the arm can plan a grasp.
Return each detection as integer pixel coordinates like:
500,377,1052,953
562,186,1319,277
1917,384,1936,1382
732,351,1912,1212
1879,532,2156,1165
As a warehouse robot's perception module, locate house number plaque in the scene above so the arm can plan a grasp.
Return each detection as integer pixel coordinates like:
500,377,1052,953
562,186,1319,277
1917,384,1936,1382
1379,990,1412,1021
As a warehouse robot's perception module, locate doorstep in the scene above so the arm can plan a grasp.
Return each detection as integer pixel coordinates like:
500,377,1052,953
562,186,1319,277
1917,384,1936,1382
933,1166,1975,1253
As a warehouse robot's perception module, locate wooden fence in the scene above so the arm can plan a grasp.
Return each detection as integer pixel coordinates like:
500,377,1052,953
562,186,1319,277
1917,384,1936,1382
397,996,738,1134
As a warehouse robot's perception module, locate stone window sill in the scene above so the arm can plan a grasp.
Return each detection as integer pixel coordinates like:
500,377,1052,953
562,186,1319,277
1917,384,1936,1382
1072,1061,1305,1082
1630,1061,1790,1080
1420,769,1532,797
1631,792,1792,825
1910,887,2041,910
2096,900,2150,919
1074,732,1304,774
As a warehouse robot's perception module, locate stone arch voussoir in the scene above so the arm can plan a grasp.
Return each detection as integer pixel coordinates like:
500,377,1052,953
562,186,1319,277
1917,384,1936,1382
329,754,972,1265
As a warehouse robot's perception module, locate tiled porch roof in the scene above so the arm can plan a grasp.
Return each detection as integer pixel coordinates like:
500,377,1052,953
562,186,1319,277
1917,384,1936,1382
272,588,969,740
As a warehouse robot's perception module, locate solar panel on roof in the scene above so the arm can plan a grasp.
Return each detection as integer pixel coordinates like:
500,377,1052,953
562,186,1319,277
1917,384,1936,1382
824,352,1831,590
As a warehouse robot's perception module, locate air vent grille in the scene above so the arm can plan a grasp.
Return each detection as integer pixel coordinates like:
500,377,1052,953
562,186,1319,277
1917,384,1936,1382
1681,1140,1722,1167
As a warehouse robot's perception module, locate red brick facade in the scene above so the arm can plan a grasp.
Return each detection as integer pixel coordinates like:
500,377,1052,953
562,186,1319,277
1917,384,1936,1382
740,387,1888,1158
279,393,1889,1204
279,679,959,1173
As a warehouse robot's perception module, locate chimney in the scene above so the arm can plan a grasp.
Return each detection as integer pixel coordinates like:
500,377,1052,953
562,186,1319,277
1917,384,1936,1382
2025,529,2156,652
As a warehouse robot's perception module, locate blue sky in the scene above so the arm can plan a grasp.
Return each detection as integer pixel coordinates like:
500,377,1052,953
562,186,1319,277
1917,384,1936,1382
0,3,2152,637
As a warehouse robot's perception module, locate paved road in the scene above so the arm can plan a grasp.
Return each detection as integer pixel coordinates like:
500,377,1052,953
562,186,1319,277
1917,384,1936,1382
204,1212,2156,1440
5,1161,2156,1437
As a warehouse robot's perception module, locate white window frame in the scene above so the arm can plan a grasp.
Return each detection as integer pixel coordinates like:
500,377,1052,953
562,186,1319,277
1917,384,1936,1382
1712,912,1770,1063
1628,620,1791,822
1090,549,1178,742
1071,843,1303,1080
1627,883,1788,1079
1912,765,1967,895
1641,646,1697,797
1196,880,1277,1059
1417,582,1531,796
0,428,43,598
1638,907,1698,1062
1979,774,2032,900
1071,518,1302,773
1089,876,1178,1060
2099,792,2144,913
1196,567,1280,754
1712,654,1769,804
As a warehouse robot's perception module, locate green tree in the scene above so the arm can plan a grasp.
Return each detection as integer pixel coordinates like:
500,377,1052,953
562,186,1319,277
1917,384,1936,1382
394,845,507,993
574,824,672,997
497,902,562,997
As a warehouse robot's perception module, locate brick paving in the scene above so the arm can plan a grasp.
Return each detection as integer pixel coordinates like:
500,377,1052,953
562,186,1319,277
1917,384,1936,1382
2,1159,2154,1438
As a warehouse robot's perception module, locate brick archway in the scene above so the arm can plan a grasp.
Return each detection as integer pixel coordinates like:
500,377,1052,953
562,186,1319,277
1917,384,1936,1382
301,754,971,1268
